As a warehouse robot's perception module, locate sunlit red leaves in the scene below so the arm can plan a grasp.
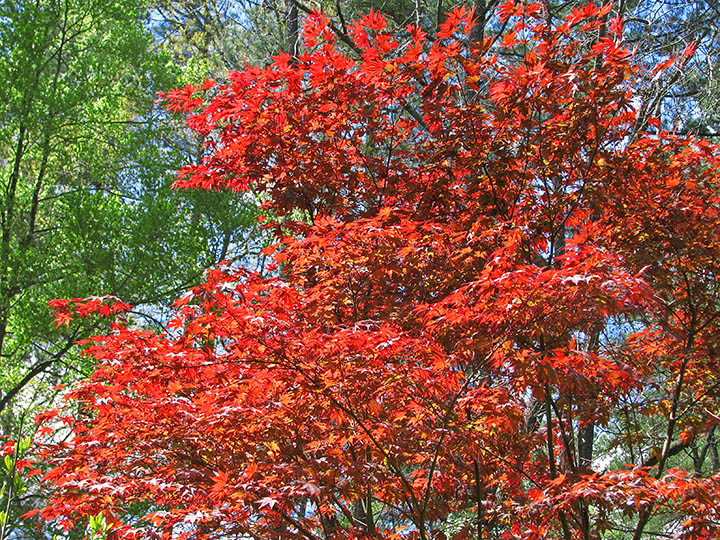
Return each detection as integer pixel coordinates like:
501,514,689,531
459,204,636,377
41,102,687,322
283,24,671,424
158,82,205,114
434,5,475,40
35,2,720,540
521,468,720,540
48,296,131,328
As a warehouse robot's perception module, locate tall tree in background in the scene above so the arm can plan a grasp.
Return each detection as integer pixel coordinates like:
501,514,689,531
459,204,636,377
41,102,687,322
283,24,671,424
622,0,720,135
36,3,720,539
147,0,271,270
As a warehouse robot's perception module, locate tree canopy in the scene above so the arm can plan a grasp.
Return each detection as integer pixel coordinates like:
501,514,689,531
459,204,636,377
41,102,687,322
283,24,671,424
28,2,720,540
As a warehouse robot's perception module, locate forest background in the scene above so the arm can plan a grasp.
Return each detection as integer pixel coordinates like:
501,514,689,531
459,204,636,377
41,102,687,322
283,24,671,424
0,0,719,539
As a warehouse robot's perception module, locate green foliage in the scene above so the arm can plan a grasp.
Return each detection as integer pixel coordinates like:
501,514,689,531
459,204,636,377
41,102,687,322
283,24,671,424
86,513,110,540
0,0,266,535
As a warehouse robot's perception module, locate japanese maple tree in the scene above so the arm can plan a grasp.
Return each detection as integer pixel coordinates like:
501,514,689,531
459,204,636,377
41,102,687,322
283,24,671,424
34,2,720,539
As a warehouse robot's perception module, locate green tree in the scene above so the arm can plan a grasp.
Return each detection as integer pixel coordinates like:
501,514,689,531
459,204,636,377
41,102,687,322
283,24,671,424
0,0,265,535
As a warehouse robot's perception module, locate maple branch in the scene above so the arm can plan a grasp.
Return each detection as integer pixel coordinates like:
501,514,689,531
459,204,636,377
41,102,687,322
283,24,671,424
469,0,500,45
656,338,696,477
472,459,485,540
334,0,348,36
421,341,506,520
605,523,674,538
278,511,320,540
289,0,429,133
634,325,696,540
544,382,572,540
330,491,381,534
348,488,408,519
328,396,428,538
399,100,429,132
477,444,543,490
696,425,719,472
128,309,170,333
328,492,357,528
549,398,578,473
285,0,299,58
270,347,428,538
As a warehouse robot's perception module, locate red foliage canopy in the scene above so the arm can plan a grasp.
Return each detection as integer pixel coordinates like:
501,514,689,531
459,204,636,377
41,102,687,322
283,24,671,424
37,3,720,539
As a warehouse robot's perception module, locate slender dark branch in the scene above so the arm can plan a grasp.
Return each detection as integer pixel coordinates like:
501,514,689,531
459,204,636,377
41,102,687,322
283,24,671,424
0,327,84,413
545,382,572,540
